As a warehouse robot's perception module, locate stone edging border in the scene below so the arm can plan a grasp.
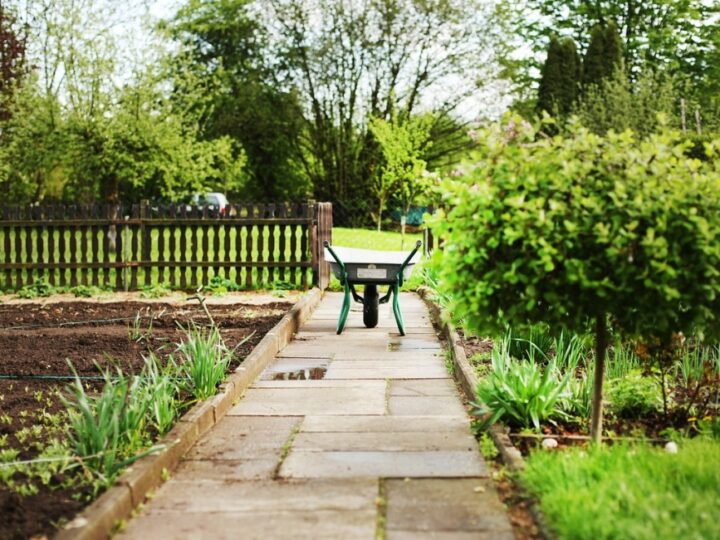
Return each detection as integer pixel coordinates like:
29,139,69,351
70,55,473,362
56,288,324,540
416,286,524,471
417,286,555,539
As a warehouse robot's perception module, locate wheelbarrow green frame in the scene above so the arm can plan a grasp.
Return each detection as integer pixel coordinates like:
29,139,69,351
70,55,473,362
323,240,422,335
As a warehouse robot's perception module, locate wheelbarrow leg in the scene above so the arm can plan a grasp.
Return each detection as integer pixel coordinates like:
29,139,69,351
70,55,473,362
337,280,351,334
392,281,405,336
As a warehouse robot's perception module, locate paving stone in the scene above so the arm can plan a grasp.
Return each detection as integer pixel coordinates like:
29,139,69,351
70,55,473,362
299,415,470,434
184,417,299,460
389,395,469,417
280,451,487,479
136,478,377,513
292,431,477,452
385,478,513,534
174,458,278,481
387,531,515,540
325,365,449,380
120,509,377,540
253,379,386,389
390,379,459,397
228,387,386,416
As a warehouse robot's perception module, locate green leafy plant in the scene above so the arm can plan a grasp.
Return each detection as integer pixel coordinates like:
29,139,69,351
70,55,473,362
607,342,641,380
205,275,241,295
431,117,720,441
141,353,181,436
606,371,663,419
140,283,171,299
474,334,576,430
478,432,499,460
16,279,56,299
61,365,153,490
176,325,233,400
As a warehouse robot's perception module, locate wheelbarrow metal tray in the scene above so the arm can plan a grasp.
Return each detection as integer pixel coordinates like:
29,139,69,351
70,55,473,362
324,246,420,284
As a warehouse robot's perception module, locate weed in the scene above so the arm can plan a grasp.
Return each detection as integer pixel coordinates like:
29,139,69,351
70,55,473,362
444,349,456,376
16,279,56,299
69,285,108,298
478,432,499,460
140,283,171,299
606,370,663,419
205,276,241,295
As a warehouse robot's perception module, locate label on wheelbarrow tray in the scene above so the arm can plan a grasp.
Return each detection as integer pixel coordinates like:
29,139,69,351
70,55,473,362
357,266,387,279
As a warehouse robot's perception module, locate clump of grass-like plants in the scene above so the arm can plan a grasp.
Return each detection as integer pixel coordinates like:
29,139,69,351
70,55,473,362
176,324,234,400
474,332,583,430
61,365,155,491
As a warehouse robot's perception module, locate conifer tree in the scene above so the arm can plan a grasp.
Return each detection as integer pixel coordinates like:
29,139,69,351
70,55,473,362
537,36,580,117
582,25,606,88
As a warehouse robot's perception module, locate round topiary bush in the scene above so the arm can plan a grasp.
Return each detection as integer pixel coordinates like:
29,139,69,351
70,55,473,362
432,116,720,441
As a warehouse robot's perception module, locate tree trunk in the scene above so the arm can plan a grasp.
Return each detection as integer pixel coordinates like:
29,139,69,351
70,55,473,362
377,199,384,232
590,314,608,444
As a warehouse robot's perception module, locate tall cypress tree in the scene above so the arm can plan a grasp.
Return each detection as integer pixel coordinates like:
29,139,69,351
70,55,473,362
537,36,580,117
582,21,623,89
583,25,606,88
603,21,623,77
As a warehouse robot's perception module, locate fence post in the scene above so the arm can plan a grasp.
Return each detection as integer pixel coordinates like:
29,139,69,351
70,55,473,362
311,202,332,290
423,204,435,256
140,200,151,287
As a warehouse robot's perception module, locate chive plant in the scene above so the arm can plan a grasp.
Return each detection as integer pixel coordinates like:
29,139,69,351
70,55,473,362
176,325,233,400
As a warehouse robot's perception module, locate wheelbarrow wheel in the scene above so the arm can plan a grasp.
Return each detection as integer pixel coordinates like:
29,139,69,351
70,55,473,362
363,284,379,328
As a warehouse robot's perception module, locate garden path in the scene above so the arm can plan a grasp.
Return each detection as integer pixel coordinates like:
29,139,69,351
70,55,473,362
119,292,513,539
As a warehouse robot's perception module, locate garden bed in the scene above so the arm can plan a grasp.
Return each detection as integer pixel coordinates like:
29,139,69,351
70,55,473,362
0,297,291,540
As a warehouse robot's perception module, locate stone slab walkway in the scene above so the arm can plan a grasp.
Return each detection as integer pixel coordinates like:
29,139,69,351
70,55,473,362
120,292,514,539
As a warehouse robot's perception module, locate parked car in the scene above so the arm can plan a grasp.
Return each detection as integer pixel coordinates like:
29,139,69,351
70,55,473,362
188,192,229,215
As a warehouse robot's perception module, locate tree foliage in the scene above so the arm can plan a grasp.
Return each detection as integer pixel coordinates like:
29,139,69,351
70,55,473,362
167,0,310,201
536,36,580,117
368,114,431,233
502,0,720,114
267,0,492,224
0,2,27,121
431,116,720,439
582,21,622,89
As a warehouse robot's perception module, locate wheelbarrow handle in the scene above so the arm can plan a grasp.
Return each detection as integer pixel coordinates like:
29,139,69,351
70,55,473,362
401,240,423,270
323,241,346,273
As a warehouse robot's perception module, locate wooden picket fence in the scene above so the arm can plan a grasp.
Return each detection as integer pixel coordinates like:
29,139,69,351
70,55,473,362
0,201,333,291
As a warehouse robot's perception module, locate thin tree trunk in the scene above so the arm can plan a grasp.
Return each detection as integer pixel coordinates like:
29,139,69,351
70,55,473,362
591,314,608,444
377,199,384,232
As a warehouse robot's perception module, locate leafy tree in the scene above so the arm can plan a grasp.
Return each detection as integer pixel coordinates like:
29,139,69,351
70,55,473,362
0,2,27,121
431,116,720,442
537,36,580,117
167,0,309,201
267,0,494,225
502,0,720,112
368,114,431,239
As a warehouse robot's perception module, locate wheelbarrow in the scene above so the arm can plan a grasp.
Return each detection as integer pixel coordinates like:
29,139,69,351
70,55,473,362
323,240,422,335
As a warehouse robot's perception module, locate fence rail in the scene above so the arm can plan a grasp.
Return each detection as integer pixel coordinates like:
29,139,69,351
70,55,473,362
0,201,333,291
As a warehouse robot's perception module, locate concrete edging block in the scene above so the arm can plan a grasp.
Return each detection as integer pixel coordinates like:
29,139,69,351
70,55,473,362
54,485,133,540
416,286,525,473
57,288,324,539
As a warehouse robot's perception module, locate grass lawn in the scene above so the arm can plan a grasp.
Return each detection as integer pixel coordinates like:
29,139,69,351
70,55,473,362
521,438,720,540
332,227,423,251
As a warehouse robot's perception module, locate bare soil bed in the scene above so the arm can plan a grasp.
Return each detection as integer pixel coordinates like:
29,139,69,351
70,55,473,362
0,298,290,540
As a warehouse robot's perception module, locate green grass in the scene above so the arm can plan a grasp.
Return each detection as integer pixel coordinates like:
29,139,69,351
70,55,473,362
521,439,720,540
332,227,422,251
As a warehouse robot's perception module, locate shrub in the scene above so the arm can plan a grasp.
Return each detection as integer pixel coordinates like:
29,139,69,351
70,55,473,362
607,371,663,418
431,116,720,440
